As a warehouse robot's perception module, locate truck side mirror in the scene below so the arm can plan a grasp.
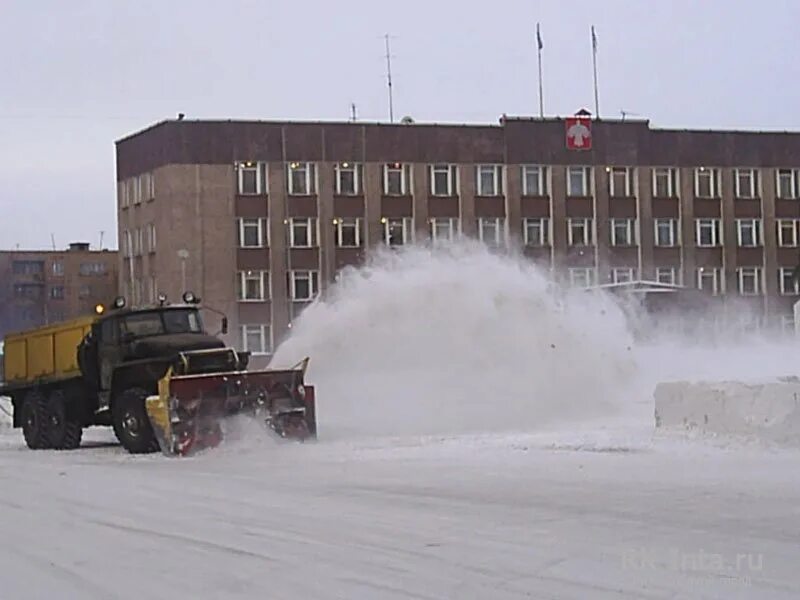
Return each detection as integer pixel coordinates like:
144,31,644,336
221,317,228,335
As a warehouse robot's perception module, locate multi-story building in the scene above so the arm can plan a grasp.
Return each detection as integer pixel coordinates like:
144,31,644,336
115,115,800,364
0,243,119,340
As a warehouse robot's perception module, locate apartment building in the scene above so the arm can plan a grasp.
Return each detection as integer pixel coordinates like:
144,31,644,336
0,242,119,340
115,116,800,363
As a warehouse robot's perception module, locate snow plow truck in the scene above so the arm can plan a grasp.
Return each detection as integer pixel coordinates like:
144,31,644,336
0,293,316,456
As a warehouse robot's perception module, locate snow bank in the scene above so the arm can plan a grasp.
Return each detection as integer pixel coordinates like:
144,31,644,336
654,379,800,446
270,239,642,439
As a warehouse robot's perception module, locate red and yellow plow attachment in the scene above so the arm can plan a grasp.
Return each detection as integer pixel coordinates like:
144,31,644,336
145,355,316,456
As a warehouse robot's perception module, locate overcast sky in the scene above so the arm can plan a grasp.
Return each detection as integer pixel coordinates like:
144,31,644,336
1,0,799,250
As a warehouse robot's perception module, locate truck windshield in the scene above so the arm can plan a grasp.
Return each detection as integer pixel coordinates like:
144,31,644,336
119,309,202,337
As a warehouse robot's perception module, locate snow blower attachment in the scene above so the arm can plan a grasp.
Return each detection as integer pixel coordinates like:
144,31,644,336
145,350,316,456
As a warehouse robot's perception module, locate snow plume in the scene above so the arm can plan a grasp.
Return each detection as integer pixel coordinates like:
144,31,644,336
271,239,642,440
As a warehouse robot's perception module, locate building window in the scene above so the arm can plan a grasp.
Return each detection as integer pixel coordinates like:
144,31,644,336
695,218,722,247
737,267,762,296
146,223,157,253
608,167,633,197
241,324,271,355
477,217,506,247
288,218,318,248
569,267,595,287
237,218,268,248
382,217,413,246
14,284,42,299
777,219,800,247
287,162,317,195
609,218,635,246
79,284,91,299
521,165,547,196
52,261,64,276
523,218,550,246
656,267,679,285
430,164,458,196
13,260,44,275
476,165,503,196
50,286,65,300
334,218,362,247
779,267,800,295
694,167,720,198
119,180,129,208
611,267,636,284
654,218,679,247
335,162,360,195
237,270,268,301
289,270,319,301
567,166,591,197
383,163,411,195
697,267,723,295
736,219,762,247
236,161,266,195
79,262,107,276
777,169,799,199
652,168,678,198
568,218,593,246
430,218,459,243
735,169,758,199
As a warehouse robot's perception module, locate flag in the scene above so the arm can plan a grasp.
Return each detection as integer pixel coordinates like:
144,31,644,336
537,23,543,50
591,25,597,52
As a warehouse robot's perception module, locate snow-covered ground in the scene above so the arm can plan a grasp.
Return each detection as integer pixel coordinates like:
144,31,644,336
1,426,799,599
2,242,799,599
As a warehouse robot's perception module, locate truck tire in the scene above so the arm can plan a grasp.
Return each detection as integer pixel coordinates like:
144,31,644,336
21,391,50,450
112,387,159,454
46,391,83,450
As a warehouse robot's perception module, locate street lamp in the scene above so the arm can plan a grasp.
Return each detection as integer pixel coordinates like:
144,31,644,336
177,249,189,292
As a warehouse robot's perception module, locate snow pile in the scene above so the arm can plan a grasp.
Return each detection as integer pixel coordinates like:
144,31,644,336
271,239,642,440
654,379,800,446
0,397,12,429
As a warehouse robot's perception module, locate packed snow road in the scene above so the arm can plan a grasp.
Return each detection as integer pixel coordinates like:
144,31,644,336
1,426,799,600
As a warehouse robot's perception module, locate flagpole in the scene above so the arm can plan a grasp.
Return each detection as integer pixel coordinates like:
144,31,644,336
537,23,544,118
591,25,599,118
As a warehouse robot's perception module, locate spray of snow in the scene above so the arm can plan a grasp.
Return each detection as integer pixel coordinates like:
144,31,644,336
270,240,644,440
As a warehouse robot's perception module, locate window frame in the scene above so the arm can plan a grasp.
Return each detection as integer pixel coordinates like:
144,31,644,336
289,270,320,302
568,267,595,287
287,162,317,196
288,217,319,248
477,217,506,247
382,217,413,246
237,217,268,248
777,169,798,200
236,270,269,302
609,218,635,246
654,218,679,247
429,217,459,243
521,165,547,196
777,219,800,247
608,167,633,197
236,161,266,195
779,267,800,296
523,217,550,246
694,167,720,198
737,267,763,296
383,163,410,196
697,267,723,295
734,168,758,199
476,164,504,197
567,218,593,246
735,218,762,247
695,218,722,247
334,217,362,248
567,166,591,197
652,167,678,198
240,324,272,356
656,267,679,285
334,162,360,196
430,164,458,196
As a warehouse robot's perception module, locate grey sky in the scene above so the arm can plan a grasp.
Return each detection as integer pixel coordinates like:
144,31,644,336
1,0,799,250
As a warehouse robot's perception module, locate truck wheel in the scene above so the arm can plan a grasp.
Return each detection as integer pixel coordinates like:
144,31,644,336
46,391,83,450
21,392,50,450
112,387,159,454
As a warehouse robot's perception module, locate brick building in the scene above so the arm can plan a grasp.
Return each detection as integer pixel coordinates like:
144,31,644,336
115,116,800,364
0,243,119,340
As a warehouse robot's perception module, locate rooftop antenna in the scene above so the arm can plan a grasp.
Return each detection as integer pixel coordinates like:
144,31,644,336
384,34,394,123
620,109,641,122
99,230,105,250
350,102,357,122
50,233,56,250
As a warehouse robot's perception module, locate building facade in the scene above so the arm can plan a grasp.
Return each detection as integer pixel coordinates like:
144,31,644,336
115,116,800,364
0,243,119,340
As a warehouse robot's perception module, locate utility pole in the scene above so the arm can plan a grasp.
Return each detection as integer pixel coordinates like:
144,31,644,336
384,34,394,123
591,25,600,118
